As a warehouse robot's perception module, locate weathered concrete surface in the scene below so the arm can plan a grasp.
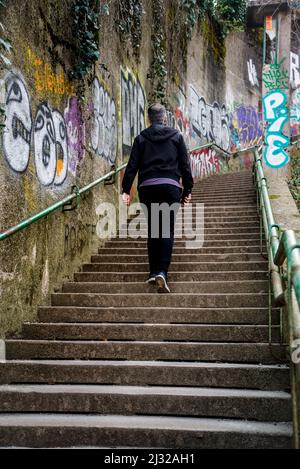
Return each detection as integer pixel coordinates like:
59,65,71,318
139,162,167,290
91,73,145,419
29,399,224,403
265,168,300,233
0,414,293,449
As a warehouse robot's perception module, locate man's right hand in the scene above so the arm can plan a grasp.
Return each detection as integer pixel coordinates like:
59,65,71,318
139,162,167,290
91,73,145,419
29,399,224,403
122,192,131,206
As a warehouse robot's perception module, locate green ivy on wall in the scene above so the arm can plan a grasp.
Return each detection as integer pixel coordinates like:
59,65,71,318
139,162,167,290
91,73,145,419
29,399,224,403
71,0,100,80
147,0,167,105
115,0,144,60
180,0,247,62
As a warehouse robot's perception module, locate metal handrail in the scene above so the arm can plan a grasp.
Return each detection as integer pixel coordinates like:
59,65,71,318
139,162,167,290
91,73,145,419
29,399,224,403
190,143,262,158
0,163,127,241
253,147,300,449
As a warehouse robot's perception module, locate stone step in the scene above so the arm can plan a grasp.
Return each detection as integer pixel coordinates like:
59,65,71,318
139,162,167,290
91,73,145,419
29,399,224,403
37,306,278,325
82,261,268,272
130,216,260,223
61,280,268,294
126,218,260,226
113,233,264,240
90,253,265,263
180,201,256,206
178,206,257,213
74,271,268,283
192,185,254,191
0,360,289,389
192,190,255,196
5,340,286,363
98,246,264,255
194,188,255,194
123,223,261,230
50,292,269,308
191,195,255,201
104,239,263,248
21,323,279,343
122,228,262,236
192,195,255,200
0,385,290,422
0,414,292,448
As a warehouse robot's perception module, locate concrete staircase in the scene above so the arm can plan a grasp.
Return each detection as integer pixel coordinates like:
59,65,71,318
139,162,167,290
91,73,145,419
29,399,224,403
0,169,293,448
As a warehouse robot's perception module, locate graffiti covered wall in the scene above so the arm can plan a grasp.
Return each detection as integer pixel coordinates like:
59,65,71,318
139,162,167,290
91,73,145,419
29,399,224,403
2,70,84,186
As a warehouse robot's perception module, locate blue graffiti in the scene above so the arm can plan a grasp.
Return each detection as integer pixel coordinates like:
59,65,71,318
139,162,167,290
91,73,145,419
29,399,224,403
263,90,289,168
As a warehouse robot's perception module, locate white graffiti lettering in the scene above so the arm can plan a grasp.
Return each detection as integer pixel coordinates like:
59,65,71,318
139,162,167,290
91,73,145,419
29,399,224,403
247,59,259,87
290,51,300,88
91,77,117,164
3,72,32,172
189,85,230,151
121,68,146,155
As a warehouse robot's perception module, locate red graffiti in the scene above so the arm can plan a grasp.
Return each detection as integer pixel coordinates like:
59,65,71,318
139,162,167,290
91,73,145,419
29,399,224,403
190,148,222,180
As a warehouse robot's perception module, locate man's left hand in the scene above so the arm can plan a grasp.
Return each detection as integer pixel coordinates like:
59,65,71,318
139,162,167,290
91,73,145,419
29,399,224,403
183,194,192,205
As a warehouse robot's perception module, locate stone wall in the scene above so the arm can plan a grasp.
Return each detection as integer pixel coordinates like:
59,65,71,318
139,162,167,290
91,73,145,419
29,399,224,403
0,0,263,337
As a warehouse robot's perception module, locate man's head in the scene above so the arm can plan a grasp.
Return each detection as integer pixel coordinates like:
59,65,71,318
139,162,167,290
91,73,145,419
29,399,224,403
148,103,167,125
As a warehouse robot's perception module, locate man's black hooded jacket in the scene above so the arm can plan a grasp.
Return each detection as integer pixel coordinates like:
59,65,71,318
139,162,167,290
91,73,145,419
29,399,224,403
122,125,194,198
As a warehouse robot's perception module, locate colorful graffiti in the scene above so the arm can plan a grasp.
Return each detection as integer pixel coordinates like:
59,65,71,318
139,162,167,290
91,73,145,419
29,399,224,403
263,90,289,168
165,85,263,153
230,105,263,150
166,91,192,147
190,148,225,179
290,88,300,137
121,68,146,156
26,48,75,96
90,77,117,164
2,71,84,185
262,57,289,91
189,85,230,151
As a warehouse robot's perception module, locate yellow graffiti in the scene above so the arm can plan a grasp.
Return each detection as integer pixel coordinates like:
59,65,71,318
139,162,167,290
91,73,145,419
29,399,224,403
26,48,75,96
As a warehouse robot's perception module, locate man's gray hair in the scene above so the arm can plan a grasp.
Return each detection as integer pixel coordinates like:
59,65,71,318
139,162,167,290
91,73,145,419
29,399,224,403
148,103,167,124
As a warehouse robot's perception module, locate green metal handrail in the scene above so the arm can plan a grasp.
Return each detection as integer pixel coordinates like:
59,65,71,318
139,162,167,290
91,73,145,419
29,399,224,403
253,147,300,449
0,163,127,241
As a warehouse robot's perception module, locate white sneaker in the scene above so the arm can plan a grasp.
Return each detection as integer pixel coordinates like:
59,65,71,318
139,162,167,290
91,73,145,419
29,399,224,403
155,273,170,293
146,275,156,285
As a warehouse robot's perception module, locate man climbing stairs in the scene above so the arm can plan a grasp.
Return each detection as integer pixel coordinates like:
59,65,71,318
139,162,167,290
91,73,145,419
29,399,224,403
0,169,293,448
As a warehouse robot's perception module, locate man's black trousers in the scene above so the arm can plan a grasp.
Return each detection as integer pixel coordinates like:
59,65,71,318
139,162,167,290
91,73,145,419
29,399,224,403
138,184,182,276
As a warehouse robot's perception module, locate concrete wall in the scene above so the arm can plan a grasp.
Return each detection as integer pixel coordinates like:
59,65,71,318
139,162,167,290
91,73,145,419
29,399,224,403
0,0,263,337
